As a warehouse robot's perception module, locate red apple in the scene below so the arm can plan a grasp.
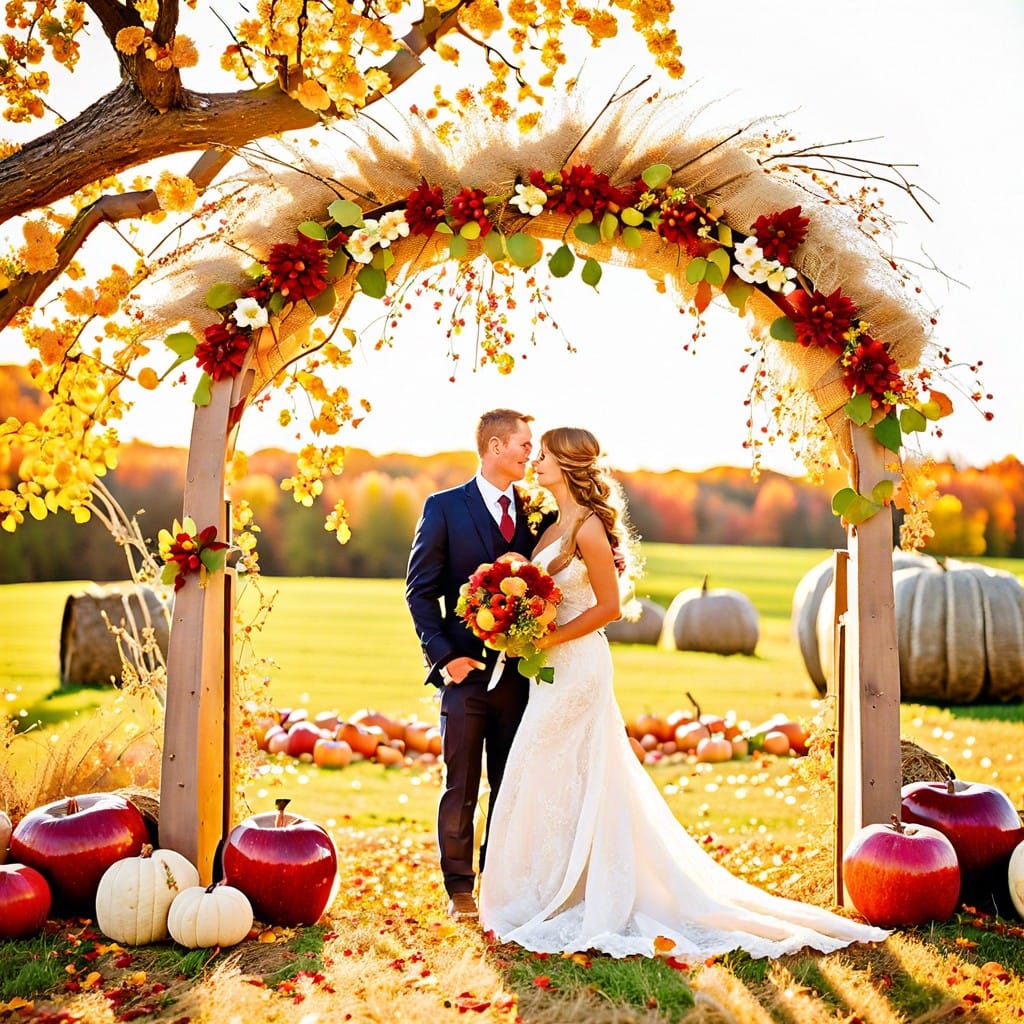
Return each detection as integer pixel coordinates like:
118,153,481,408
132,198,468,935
0,863,52,938
285,720,325,759
842,816,960,927
10,793,149,912
222,798,338,926
901,778,1024,906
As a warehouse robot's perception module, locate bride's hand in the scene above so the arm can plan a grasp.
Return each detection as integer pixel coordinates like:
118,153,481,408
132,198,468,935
535,631,556,650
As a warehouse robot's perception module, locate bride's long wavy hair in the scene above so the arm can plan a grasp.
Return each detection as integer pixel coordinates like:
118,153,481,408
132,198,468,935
542,427,640,581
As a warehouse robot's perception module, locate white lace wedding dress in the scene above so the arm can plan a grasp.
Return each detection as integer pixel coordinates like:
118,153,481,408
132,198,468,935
478,542,889,959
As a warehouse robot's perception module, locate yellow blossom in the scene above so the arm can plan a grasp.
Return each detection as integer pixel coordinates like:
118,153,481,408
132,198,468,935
154,171,198,213
295,79,331,112
115,26,146,54
20,219,60,274
462,0,503,36
170,35,199,68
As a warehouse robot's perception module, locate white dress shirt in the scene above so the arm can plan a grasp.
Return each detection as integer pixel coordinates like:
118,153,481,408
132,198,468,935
475,473,516,532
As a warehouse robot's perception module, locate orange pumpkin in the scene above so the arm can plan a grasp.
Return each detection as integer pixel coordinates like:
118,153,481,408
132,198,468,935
313,738,352,768
696,736,733,763
375,744,405,767
674,721,710,751
404,723,432,754
628,736,646,764
762,730,792,756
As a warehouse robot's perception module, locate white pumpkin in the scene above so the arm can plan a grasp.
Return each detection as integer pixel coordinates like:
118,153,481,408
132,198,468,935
1010,840,1024,919
659,576,759,656
167,883,254,949
0,810,11,864
95,844,200,945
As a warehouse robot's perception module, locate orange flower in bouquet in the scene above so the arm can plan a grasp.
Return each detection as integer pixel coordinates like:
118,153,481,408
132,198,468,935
455,552,562,682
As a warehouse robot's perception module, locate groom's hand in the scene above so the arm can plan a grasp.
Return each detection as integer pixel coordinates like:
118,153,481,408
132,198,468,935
442,656,486,684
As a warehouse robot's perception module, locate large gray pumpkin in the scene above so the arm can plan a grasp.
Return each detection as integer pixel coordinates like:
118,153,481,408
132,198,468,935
660,576,759,656
795,553,1024,703
605,597,665,645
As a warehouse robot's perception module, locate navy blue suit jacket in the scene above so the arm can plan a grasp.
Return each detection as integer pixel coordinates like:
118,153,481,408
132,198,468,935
406,480,541,687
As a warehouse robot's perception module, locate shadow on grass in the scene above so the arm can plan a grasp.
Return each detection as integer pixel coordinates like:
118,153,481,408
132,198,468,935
14,683,112,731
945,702,1024,724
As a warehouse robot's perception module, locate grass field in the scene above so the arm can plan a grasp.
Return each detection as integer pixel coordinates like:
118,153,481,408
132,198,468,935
3,544,1024,1022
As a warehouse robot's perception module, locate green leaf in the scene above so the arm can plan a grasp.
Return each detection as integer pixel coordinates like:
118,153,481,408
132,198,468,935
370,247,395,271
685,258,707,284
434,222,454,235
482,231,507,261
581,258,602,288
871,479,895,505
641,163,672,189
165,331,198,359
267,292,286,315
548,244,575,278
160,563,177,587
200,548,227,574
831,487,880,525
621,207,644,227
707,247,731,285
243,261,265,281
192,372,213,407
724,281,753,311
919,399,943,421
307,284,337,317
573,221,601,245
448,235,468,260
459,220,482,240
507,232,543,268
873,411,903,452
900,407,928,433
356,265,387,299
328,199,364,228
575,209,594,224
327,248,349,279
844,391,874,425
717,223,734,247
205,282,242,311
769,316,797,342
599,211,619,243
622,226,643,249
297,220,327,241
536,666,555,684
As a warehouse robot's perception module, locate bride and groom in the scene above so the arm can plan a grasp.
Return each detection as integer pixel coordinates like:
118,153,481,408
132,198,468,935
405,408,888,958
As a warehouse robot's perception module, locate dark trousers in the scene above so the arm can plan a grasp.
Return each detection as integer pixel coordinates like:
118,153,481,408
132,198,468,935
437,661,529,896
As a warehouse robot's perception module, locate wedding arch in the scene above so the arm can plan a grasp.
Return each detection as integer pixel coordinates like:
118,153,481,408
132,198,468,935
134,83,946,900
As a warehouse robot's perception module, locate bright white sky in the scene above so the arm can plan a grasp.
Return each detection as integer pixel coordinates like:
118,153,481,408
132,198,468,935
6,0,1023,474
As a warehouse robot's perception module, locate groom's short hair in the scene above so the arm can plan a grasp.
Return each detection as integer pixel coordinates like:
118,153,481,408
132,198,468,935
476,408,532,455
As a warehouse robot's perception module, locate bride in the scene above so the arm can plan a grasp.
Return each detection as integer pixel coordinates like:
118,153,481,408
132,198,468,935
478,426,889,959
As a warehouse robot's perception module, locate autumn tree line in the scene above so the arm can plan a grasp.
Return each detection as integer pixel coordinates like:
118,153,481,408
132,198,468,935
2,435,1022,584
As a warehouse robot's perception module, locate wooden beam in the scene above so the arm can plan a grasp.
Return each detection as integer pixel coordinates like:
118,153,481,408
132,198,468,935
159,382,233,882
835,426,902,902
830,548,849,902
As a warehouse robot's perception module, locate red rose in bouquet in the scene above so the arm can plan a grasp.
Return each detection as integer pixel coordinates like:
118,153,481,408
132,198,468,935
455,552,562,682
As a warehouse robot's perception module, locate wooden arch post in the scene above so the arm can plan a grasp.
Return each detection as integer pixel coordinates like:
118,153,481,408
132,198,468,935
159,369,251,882
833,425,903,902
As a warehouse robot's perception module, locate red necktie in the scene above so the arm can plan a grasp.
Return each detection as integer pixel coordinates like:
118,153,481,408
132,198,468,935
498,494,515,542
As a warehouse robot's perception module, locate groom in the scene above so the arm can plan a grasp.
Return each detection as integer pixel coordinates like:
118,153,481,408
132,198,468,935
405,408,542,920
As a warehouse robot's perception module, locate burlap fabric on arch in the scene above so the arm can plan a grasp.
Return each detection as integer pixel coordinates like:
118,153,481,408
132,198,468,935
138,88,931,461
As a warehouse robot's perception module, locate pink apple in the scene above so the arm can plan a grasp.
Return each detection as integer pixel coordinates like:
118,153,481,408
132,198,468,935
0,863,52,938
222,798,338,926
843,816,960,927
10,793,149,912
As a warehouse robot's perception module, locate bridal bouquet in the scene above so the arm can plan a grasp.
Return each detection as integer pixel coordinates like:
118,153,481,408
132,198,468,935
455,552,562,682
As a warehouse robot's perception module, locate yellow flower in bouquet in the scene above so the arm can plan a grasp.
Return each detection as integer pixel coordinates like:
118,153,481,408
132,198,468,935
455,552,562,682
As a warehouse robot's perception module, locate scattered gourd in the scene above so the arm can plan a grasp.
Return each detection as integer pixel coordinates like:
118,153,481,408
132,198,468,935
794,551,1024,703
660,575,759,656
95,844,201,945
1010,840,1024,919
167,882,254,949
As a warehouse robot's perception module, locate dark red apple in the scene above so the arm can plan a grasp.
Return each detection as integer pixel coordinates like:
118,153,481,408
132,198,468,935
0,863,52,938
842,816,960,927
9,793,149,912
222,798,338,926
901,778,1024,907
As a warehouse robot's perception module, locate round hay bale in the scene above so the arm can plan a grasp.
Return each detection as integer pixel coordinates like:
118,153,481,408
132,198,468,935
900,738,953,786
60,583,171,687
605,597,665,645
